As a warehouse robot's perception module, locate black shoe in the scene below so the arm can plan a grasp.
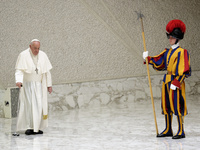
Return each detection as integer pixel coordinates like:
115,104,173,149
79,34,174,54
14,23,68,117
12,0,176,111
33,130,43,134
172,135,185,139
157,133,173,137
25,129,34,135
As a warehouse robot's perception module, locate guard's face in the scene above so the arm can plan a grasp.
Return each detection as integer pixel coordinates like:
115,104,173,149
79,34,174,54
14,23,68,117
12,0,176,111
169,36,177,45
30,41,40,55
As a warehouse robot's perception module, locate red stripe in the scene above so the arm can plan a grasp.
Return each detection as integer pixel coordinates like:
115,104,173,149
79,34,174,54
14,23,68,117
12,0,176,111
184,49,189,72
153,55,163,62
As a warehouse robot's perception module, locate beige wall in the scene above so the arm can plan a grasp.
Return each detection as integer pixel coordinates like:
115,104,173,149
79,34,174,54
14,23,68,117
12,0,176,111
0,0,200,88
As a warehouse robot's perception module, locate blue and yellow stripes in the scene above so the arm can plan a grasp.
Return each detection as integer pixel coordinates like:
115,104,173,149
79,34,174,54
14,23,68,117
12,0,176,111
161,81,187,116
149,47,191,80
160,113,173,135
175,116,185,136
149,46,190,117
149,49,167,71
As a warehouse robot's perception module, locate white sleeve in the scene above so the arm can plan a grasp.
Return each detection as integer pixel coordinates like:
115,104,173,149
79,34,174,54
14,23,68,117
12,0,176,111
15,70,24,83
46,71,52,87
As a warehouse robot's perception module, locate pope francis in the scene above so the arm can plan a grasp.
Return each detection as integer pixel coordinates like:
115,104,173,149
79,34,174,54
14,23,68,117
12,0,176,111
15,39,52,135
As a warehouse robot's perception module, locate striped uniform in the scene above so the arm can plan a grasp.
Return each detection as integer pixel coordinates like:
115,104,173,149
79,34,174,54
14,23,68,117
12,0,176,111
147,46,191,116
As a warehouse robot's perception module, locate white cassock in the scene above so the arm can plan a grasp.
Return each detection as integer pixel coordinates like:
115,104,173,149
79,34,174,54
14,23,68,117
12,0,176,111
15,48,52,132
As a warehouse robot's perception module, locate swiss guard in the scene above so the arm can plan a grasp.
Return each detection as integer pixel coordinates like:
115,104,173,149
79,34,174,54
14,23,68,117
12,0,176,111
143,19,191,139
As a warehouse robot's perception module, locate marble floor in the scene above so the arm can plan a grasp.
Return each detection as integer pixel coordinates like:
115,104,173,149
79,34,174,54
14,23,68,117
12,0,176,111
0,95,200,150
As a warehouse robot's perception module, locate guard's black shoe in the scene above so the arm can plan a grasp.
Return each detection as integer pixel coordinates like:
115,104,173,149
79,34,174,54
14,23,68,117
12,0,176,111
25,129,34,135
157,132,173,137
172,135,185,139
33,130,43,134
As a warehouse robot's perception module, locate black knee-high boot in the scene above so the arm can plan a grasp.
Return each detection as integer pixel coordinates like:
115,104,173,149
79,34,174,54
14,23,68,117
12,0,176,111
157,113,173,137
172,116,185,139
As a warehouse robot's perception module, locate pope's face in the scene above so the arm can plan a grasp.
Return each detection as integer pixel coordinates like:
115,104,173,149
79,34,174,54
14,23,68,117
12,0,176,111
30,41,40,55
169,36,177,45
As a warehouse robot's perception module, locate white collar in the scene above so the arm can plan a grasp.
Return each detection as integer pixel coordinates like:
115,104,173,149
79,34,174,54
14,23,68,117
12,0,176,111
171,43,179,49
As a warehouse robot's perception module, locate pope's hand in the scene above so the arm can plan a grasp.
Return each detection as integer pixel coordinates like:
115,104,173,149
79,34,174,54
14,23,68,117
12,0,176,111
143,51,148,60
48,87,52,94
16,82,22,88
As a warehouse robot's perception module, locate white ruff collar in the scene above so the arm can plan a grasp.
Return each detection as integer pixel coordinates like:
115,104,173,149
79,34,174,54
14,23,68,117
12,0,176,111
171,42,179,49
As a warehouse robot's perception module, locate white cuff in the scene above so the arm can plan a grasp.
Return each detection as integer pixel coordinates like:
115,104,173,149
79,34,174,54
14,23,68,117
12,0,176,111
170,84,177,90
15,70,24,83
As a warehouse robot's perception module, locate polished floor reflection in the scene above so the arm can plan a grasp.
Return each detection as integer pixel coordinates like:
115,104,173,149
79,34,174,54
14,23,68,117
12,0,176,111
1,95,200,150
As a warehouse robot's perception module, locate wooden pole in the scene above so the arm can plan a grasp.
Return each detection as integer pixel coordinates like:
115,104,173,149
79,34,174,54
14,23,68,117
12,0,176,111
137,13,159,135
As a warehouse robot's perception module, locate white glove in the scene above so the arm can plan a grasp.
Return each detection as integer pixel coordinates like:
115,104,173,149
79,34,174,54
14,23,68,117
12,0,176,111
170,84,177,90
143,51,148,60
